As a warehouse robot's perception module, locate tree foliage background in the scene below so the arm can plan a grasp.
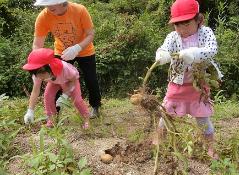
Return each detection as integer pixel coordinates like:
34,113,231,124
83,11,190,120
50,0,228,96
0,0,238,99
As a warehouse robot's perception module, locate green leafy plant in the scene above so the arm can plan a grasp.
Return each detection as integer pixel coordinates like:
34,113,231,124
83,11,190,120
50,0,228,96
218,133,239,165
21,120,91,175
0,119,21,160
214,90,227,104
128,129,145,143
210,158,238,175
0,93,22,171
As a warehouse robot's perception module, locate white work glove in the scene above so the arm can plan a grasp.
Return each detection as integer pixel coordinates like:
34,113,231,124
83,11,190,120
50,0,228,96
155,50,171,65
24,109,34,124
179,47,200,65
61,44,82,61
56,93,69,107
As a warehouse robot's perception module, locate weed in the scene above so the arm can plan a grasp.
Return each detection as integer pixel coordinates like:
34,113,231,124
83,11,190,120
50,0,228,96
217,133,239,164
0,94,22,170
128,129,145,143
214,100,239,120
20,117,91,175
214,90,227,104
210,158,238,175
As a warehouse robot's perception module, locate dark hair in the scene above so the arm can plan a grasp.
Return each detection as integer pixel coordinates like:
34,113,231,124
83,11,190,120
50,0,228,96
194,13,204,26
29,64,52,75
62,2,68,7
193,13,200,20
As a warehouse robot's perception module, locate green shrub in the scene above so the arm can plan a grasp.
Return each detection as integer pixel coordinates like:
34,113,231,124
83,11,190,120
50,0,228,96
0,0,238,98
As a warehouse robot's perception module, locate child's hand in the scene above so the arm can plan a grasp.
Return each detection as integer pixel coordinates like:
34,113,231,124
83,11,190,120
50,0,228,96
179,48,195,64
155,50,171,65
24,109,34,124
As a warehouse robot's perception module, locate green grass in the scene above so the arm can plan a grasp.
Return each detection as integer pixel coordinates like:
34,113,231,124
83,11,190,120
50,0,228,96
214,100,239,120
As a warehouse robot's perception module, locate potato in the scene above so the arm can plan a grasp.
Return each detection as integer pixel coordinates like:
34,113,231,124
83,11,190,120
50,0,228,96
130,94,143,105
100,154,113,164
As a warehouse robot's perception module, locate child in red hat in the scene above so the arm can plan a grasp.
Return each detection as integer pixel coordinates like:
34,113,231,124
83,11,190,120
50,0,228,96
154,0,223,159
23,48,90,129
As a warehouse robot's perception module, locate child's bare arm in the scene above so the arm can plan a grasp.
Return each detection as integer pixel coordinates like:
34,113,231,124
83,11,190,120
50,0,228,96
29,78,42,109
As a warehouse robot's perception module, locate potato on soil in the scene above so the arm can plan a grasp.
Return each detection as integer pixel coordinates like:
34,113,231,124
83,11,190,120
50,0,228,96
100,153,113,164
130,94,143,105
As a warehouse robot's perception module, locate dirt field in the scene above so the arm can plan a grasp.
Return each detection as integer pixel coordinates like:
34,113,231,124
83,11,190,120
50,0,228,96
6,99,239,175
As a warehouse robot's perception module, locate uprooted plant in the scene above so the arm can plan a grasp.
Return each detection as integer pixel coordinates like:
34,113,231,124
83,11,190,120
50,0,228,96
129,54,220,174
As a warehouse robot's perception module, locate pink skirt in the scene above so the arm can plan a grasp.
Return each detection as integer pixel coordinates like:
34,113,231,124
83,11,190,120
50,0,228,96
163,82,213,117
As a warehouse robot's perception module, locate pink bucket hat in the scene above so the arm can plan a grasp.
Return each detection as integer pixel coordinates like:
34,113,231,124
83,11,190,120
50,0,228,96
23,48,63,76
169,0,199,24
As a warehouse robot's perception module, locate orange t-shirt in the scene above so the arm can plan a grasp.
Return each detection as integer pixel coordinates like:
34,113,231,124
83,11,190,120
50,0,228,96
34,2,95,57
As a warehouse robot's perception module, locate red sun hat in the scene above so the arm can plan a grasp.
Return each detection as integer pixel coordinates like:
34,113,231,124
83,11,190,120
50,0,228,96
169,0,199,24
23,48,63,76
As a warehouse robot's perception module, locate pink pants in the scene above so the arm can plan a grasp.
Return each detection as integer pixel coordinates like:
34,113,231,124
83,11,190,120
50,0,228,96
44,81,89,118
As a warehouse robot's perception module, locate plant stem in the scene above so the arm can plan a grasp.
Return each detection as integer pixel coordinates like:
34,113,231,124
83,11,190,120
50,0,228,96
143,62,159,90
153,135,160,175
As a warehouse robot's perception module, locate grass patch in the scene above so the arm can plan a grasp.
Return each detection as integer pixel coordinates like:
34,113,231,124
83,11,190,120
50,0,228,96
214,100,239,120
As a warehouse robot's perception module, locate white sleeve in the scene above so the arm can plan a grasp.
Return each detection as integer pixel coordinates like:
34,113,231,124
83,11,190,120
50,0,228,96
159,32,176,53
193,27,218,63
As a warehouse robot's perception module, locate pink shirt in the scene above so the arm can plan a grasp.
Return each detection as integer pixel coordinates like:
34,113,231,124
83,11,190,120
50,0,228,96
182,33,199,83
33,61,79,85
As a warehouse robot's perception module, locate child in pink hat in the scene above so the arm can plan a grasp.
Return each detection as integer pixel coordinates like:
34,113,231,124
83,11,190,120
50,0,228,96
23,48,90,129
154,0,223,159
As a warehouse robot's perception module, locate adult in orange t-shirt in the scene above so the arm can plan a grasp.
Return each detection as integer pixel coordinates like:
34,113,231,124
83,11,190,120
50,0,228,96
23,0,101,124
